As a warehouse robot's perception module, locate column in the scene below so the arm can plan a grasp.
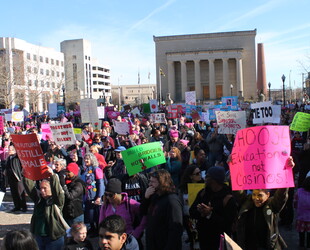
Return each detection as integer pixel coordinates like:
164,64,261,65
167,61,175,100
209,59,216,99
38,92,43,112
194,60,202,100
236,58,244,97
222,58,230,96
180,60,187,100
24,89,30,111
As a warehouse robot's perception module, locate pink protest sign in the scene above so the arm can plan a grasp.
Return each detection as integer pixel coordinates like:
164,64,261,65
229,125,294,190
41,123,52,141
0,116,4,135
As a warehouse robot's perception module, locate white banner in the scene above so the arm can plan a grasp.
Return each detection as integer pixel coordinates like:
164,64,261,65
48,103,58,118
215,111,246,135
49,122,76,145
149,99,158,113
150,113,166,123
80,99,99,124
113,121,131,135
251,101,281,124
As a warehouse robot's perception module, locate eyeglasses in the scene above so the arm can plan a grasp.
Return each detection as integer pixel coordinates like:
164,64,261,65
104,192,115,198
192,171,201,176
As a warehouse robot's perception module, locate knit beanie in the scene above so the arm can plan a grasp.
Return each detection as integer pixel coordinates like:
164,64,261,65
206,166,225,184
66,163,79,176
105,178,122,194
170,130,179,138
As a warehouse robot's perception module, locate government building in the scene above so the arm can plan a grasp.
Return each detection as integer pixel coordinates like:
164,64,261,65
154,29,257,102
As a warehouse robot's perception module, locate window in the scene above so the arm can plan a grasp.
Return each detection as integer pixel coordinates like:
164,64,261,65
51,70,55,76
46,69,49,76
27,53,30,60
57,71,60,77
40,69,44,75
85,55,87,60
27,66,31,73
92,66,96,70
40,56,43,62
46,82,50,88
28,80,32,86
45,57,49,63
61,61,64,67
41,81,44,87
61,72,64,78
72,55,77,60
51,59,54,65
56,60,59,66
34,67,38,74
52,82,55,88
33,55,37,61
34,80,38,87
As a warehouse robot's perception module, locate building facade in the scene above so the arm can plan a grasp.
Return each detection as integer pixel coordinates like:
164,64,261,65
0,37,65,112
111,84,156,106
60,39,111,107
154,29,257,102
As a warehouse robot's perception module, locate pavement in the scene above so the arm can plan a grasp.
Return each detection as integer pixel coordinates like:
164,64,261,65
0,189,301,249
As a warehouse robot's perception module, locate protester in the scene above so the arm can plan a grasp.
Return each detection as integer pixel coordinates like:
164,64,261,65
165,146,182,188
98,214,139,250
140,169,183,250
1,230,39,250
53,158,67,187
64,222,93,250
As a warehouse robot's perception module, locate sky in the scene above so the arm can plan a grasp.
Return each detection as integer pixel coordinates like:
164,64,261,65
1,0,310,91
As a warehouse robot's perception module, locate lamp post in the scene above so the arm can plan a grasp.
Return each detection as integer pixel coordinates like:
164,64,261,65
62,85,66,110
230,84,233,96
268,82,271,101
282,74,286,107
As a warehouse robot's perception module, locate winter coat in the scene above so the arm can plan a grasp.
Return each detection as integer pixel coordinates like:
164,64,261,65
235,188,288,250
23,174,66,240
99,192,146,239
81,165,104,201
165,157,181,188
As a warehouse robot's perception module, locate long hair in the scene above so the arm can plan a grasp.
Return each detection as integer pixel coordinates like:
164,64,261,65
2,230,39,250
84,152,99,167
170,147,181,161
150,169,175,194
179,165,199,193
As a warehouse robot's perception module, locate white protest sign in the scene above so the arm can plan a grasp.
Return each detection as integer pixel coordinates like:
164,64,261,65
215,111,246,135
80,99,99,124
149,99,158,113
12,111,24,122
48,103,58,118
150,113,166,123
185,91,196,105
5,113,12,121
131,107,141,116
49,122,76,145
113,121,131,135
251,101,281,124
200,111,210,124
97,106,105,119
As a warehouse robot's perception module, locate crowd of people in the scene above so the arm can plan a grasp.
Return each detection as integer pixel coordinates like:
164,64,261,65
0,104,310,250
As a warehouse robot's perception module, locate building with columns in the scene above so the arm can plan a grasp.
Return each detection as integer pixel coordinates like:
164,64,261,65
154,29,257,102
0,37,65,112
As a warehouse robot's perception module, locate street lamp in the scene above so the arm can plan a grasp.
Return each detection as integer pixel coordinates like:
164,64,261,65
282,74,286,107
268,82,271,101
62,85,66,110
230,84,234,96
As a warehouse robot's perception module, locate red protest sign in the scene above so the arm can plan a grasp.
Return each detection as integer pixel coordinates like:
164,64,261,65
11,134,49,180
229,125,294,190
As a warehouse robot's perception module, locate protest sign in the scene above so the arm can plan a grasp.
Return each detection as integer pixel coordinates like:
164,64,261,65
188,183,205,207
290,112,310,132
0,116,4,135
4,113,11,121
41,123,53,141
150,113,166,123
200,111,210,124
73,128,82,141
12,111,24,122
80,98,99,124
113,120,132,135
97,106,105,119
131,107,141,116
142,104,151,114
215,111,246,135
250,101,281,124
122,142,166,176
229,126,294,190
167,105,178,119
185,91,196,105
49,122,76,145
149,99,158,113
11,134,49,180
221,96,238,111
0,191,4,207
48,103,58,118
224,233,242,250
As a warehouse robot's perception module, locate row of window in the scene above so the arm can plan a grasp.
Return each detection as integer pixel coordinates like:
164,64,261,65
27,80,61,88
26,66,64,77
93,81,110,86
93,74,110,79
26,53,64,67
92,66,110,73
93,88,111,92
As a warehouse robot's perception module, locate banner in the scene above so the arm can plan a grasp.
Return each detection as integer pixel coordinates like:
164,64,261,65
12,111,24,122
290,112,310,132
122,142,166,176
229,126,294,190
150,113,166,123
80,98,99,124
113,120,132,135
251,101,281,124
11,134,49,181
49,122,76,145
149,99,158,113
185,91,196,105
215,111,246,135
188,183,205,207
48,103,58,118
41,123,52,141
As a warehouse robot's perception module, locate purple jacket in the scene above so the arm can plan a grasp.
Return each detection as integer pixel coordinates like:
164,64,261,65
99,192,146,239
296,188,310,222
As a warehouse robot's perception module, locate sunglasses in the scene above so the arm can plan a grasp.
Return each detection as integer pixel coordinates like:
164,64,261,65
192,171,201,176
104,192,115,198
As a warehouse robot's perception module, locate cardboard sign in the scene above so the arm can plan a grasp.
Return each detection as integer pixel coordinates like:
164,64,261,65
188,183,205,207
41,123,52,141
121,142,166,176
229,126,294,190
48,103,58,118
149,99,158,113
251,101,281,124
80,99,99,124
11,134,49,181
215,111,246,135
150,113,166,123
49,122,76,145
0,116,4,135
185,91,196,105
12,111,24,122
113,120,132,135
290,112,310,132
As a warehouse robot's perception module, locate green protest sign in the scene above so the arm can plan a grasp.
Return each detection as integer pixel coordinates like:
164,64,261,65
142,103,151,114
290,112,310,132
121,142,166,176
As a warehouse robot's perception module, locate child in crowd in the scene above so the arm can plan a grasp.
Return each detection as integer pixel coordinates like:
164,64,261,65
64,222,93,250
